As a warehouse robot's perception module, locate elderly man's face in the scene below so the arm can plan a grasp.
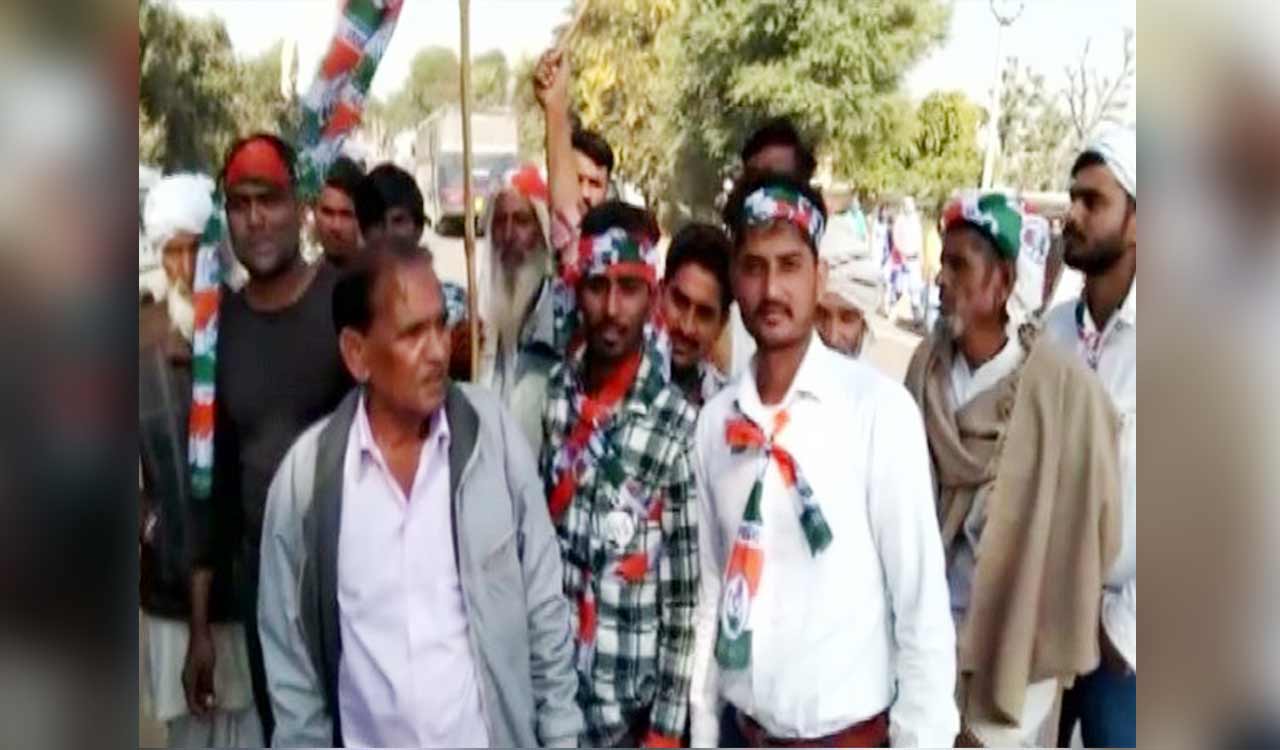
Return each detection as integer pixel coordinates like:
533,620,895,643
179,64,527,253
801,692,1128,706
816,292,866,357
492,190,543,269
161,232,199,297
341,259,451,419
938,226,1012,340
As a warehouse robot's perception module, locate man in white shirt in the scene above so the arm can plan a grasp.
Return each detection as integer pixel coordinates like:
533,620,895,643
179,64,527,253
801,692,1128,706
905,191,1123,747
689,172,958,748
1043,128,1138,749
257,245,582,748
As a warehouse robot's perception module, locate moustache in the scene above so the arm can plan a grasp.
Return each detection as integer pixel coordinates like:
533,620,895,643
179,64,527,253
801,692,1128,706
757,303,791,318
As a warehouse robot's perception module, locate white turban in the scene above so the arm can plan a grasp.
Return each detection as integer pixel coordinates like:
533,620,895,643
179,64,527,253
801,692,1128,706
1081,127,1137,199
144,173,215,253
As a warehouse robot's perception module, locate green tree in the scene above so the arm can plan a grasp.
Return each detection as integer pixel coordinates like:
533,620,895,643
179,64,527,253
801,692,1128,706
899,90,983,208
140,0,299,172
382,46,461,132
234,40,299,143
675,0,951,214
139,0,241,171
567,0,682,214
473,49,510,109
512,54,544,159
995,59,1073,191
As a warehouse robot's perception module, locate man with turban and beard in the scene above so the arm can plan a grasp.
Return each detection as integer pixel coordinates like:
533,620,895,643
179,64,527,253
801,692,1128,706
475,164,560,455
140,173,262,747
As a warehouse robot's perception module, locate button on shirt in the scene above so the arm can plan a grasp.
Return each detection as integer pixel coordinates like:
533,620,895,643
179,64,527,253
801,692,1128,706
337,396,489,748
689,334,958,748
1044,284,1137,671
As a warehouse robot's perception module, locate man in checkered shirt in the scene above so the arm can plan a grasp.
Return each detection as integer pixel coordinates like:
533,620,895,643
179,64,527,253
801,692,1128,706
538,201,699,748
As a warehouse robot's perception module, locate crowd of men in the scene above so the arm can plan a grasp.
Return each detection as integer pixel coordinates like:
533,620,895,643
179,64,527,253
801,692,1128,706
139,41,1137,750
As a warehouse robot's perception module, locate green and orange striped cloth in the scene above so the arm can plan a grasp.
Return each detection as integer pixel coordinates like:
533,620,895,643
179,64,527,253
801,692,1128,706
715,406,833,670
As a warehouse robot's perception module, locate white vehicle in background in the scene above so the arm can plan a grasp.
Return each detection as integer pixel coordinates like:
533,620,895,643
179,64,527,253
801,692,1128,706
415,106,518,236
139,164,167,301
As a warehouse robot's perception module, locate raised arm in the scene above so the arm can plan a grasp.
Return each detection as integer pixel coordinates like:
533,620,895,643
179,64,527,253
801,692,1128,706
533,47,582,259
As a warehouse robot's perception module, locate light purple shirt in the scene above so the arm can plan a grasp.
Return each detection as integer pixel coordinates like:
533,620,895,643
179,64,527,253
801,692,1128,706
337,395,489,748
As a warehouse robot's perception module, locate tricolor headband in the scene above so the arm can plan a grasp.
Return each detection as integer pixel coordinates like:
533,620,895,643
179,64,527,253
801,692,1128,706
574,226,660,284
743,185,826,248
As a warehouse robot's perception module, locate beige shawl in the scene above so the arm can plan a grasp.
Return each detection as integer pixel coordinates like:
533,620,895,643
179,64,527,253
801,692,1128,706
905,328,1123,726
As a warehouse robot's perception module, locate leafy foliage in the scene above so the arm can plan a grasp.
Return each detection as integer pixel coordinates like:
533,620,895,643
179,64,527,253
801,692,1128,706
673,0,950,212
139,0,297,172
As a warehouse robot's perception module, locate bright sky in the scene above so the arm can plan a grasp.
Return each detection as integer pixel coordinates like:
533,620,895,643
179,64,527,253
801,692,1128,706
172,0,1135,114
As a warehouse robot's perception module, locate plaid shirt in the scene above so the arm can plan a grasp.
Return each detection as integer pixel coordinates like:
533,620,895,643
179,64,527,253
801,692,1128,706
540,345,700,746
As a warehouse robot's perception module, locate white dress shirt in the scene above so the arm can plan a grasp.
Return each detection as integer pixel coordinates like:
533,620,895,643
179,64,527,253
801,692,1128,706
337,396,490,748
689,334,958,748
1044,283,1137,671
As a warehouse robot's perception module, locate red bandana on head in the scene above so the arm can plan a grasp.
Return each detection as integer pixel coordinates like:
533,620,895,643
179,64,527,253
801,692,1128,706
224,138,292,191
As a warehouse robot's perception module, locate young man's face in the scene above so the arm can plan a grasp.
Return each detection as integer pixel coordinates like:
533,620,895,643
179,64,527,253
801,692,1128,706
815,293,866,357
937,226,1011,340
662,262,726,372
579,268,651,365
574,149,609,214
733,223,820,352
225,180,303,279
340,260,451,419
160,232,199,298
1064,163,1136,275
491,189,544,270
314,185,360,265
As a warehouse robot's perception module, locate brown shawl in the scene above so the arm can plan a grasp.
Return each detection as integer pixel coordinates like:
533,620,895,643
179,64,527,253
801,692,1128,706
904,327,1122,725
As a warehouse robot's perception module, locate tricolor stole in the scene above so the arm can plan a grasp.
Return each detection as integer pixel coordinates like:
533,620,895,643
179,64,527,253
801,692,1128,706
715,406,833,670
296,0,404,200
188,199,225,501
742,185,827,247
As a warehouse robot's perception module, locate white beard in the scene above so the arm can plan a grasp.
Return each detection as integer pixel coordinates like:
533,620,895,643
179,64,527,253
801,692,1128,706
489,246,548,359
167,285,195,343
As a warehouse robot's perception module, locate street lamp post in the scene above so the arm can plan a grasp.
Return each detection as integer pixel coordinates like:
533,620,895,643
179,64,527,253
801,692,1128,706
980,0,1025,189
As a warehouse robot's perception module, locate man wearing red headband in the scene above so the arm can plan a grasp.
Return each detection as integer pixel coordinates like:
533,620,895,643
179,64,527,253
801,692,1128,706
185,133,352,744
539,202,699,748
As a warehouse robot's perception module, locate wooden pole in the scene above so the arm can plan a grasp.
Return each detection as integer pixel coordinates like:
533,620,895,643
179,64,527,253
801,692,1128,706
459,0,480,382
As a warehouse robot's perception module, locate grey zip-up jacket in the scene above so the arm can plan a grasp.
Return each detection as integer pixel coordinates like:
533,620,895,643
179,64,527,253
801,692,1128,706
258,384,583,748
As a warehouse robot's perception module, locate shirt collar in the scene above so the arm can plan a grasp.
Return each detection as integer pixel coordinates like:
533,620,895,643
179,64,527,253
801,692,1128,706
736,331,839,421
352,390,450,478
1080,279,1137,334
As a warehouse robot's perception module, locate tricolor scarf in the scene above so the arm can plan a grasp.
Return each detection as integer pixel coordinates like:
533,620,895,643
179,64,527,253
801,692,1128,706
715,405,832,670
548,348,665,674
743,185,827,247
187,204,225,500
187,0,400,504
296,0,404,201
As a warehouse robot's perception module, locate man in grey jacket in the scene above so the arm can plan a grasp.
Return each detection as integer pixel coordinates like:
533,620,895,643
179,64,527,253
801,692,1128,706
258,243,583,748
